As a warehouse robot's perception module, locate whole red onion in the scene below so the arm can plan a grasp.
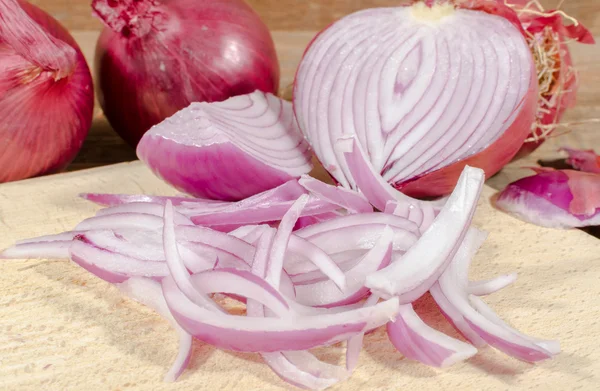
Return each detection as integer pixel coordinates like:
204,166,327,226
93,0,281,147
0,0,94,183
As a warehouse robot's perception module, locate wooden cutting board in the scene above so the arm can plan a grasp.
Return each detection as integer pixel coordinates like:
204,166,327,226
0,162,599,390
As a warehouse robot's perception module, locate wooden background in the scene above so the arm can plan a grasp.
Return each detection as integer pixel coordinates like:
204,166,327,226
19,0,600,190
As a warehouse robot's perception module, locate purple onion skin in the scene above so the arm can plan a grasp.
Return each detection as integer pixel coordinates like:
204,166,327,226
0,1,94,183
496,170,600,229
94,0,280,147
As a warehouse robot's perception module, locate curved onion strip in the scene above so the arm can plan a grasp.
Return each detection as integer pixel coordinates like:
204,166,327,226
80,192,225,207
175,226,255,264
266,195,311,289
385,200,437,234
163,201,223,312
336,136,439,214
229,225,269,244
468,274,518,296
295,211,419,239
285,249,366,277
262,352,344,390
96,202,193,224
0,241,71,259
434,229,558,362
163,274,399,352
190,196,338,227
116,278,192,382
346,294,381,372
387,304,477,368
294,227,393,308
68,240,167,283
76,213,169,231
366,166,484,303
247,236,347,390
287,236,346,290
298,175,373,214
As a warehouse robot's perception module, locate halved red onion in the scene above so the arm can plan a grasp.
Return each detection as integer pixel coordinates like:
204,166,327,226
116,278,192,382
367,166,484,302
137,91,313,201
387,304,476,368
294,2,537,198
431,228,558,362
294,227,393,308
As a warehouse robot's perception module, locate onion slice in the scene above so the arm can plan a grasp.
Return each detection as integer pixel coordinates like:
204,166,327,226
366,166,484,302
116,278,193,382
298,175,373,214
137,91,313,201
431,228,559,362
387,304,477,368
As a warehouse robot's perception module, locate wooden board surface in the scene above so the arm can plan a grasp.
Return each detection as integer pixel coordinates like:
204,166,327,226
1,162,599,390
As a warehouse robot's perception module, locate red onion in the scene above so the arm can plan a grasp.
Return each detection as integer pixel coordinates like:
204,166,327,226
496,168,600,229
294,1,537,198
137,91,313,201
93,0,280,147
0,0,94,183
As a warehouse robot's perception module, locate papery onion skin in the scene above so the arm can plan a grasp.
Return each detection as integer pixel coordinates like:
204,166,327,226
294,1,537,198
562,147,600,174
93,0,280,147
0,0,94,183
496,168,600,229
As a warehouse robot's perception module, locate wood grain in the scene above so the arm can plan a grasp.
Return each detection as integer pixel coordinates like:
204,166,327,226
29,0,600,35
1,162,599,390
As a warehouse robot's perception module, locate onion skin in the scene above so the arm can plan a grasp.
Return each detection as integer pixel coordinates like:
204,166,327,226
93,0,280,147
0,0,94,183
496,168,600,229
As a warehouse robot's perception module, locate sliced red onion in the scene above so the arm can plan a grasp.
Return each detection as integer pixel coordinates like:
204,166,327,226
468,274,518,297
75,213,180,231
69,239,168,283
345,294,381,372
163,201,223,312
294,227,393,308
561,147,600,174
287,236,346,290
116,278,192,382
80,193,224,207
295,3,536,198
496,169,600,228
262,351,345,390
163,272,399,352
96,202,193,224
189,196,339,228
298,175,373,214
266,195,308,286
367,166,485,302
387,304,477,368
137,91,313,201
0,241,71,259
432,228,558,362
